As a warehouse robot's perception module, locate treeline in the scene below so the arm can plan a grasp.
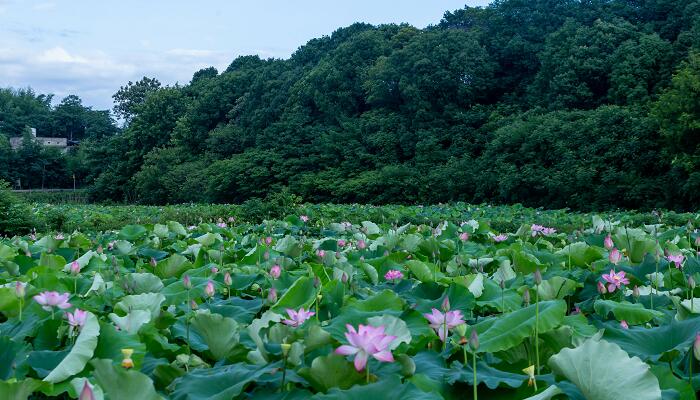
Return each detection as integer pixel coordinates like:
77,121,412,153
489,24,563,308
5,0,700,210
0,90,117,189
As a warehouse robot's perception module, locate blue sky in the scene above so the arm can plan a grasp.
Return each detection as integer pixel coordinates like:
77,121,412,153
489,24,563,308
0,0,491,110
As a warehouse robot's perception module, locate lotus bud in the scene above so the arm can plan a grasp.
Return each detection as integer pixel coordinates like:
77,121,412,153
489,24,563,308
597,281,607,295
469,330,479,351
694,333,700,361
620,320,629,329
604,235,614,250
459,232,469,241
210,266,219,276
523,288,530,306
96,244,103,254
455,323,467,337
499,279,505,290
268,288,277,303
609,248,622,265
121,348,134,369
183,275,192,290
15,281,25,298
265,236,273,245
263,251,270,261
150,257,157,268
70,261,81,276
270,265,281,279
357,239,366,250
341,272,348,283
224,272,232,287
338,239,346,247
317,250,325,258
281,343,292,357
689,276,696,290
441,296,451,312
190,300,198,310
534,269,542,285
79,381,95,400
313,276,320,288
205,281,215,298
633,285,640,298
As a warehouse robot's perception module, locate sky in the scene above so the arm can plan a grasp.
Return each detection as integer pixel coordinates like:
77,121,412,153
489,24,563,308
0,0,492,110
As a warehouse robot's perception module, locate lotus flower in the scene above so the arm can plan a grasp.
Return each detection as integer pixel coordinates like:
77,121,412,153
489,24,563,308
694,333,700,361
493,234,508,242
268,287,277,303
79,381,95,400
338,239,347,247
601,269,629,293
270,265,281,279
282,307,315,327
205,281,215,298
217,222,227,228
317,250,326,258
667,254,685,269
357,239,367,250
620,320,629,329
604,235,614,250
33,291,71,312
264,236,273,245
609,248,622,265
424,308,466,342
300,215,309,222
335,324,396,371
70,261,81,275
67,309,88,328
459,232,469,241
384,269,404,281
210,266,219,275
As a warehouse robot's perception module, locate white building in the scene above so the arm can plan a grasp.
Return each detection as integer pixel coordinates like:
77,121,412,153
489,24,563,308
10,128,70,153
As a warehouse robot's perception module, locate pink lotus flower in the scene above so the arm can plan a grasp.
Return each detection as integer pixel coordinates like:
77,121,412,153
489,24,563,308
210,266,219,275
384,269,404,281
604,235,614,250
493,234,508,243
282,307,315,327
531,224,545,237
317,250,326,258
224,272,232,286
205,281,215,297
217,222,227,228
183,275,192,289
15,281,26,298
601,269,629,293
300,215,309,222
337,239,347,247
268,287,277,303
33,291,71,312
357,239,367,250
79,381,95,400
620,320,629,329
667,254,685,269
424,308,466,342
459,232,469,241
270,265,281,279
265,236,273,245
597,281,608,294
150,258,157,268
694,333,700,361
609,248,622,265
335,324,396,371
67,309,88,328
70,261,81,275
108,241,116,250
541,227,556,235
228,216,235,223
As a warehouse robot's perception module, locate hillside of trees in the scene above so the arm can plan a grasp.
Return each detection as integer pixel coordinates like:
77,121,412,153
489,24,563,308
2,0,700,210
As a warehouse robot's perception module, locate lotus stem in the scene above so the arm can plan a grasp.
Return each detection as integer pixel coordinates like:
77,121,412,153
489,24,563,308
535,287,540,375
366,364,370,384
472,351,477,400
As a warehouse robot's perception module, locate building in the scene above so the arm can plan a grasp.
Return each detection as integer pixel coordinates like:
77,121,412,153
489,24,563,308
9,128,71,153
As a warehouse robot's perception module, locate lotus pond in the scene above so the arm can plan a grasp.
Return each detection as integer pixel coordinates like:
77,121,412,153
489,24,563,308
1,213,700,399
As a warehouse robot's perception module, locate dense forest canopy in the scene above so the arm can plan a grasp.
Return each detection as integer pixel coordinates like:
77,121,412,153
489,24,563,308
1,0,700,210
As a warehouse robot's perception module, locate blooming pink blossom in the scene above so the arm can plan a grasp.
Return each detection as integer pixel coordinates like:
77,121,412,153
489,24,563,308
205,281,215,298
667,254,685,269
317,250,326,258
620,320,629,329
300,215,309,222
217,222,227,228
601,269,629,293
357,239,367,250
423,308,466,342
609,248,622,265
459,232,469,241
335,324,396,371
265,236,273,245
384,269,404,281
270,265,281,279
604,235,614,250
282,307,315,327
338,239,347,247
210,266,219,275
493,234,508,243
70,261,81,275
66,309,88,328
33,291,71,312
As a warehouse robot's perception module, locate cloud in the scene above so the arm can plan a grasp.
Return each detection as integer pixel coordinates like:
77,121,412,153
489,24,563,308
32,2,55,11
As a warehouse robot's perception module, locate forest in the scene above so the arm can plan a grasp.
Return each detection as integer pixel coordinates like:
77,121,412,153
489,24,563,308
1,0,699,210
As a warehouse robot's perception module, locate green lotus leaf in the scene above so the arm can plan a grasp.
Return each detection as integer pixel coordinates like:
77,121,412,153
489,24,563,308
548,338,661,400
300,354,365,392
118,225,147,241
91,358,161,400
366,314,411,350
312,376,440,400
0,378,47,400
114,292,165,318
121,272,164,294
593,300,663,325
445,360,527,389
189,311,240,360
108,310,151,334
44,312,100,383
154,254,192,278
468,300,567,353
170,363,270,400
271,276,317,313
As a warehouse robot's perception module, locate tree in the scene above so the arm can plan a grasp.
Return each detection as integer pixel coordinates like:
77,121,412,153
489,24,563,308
112,77,162,123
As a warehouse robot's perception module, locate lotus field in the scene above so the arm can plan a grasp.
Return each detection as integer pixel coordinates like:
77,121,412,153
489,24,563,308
2,212,700,399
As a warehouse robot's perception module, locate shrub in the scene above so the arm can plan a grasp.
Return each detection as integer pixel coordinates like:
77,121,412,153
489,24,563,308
0,180,34,235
